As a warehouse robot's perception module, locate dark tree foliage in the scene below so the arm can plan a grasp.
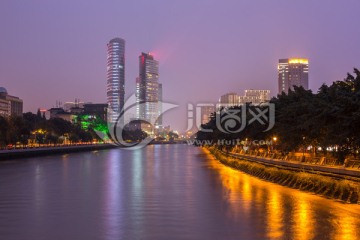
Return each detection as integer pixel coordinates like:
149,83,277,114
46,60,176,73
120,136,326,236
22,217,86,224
0,113,105,147
122,129,148,142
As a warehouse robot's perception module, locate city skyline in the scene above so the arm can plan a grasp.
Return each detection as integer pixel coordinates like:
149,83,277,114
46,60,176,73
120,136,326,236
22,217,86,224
1,2,360,239
1,0,360,131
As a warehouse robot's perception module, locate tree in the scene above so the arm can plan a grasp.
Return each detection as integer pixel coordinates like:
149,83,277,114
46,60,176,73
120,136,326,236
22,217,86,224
0,116,8,147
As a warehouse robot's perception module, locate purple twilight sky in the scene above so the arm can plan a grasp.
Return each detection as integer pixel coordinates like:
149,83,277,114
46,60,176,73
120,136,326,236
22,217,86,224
1,0,360,132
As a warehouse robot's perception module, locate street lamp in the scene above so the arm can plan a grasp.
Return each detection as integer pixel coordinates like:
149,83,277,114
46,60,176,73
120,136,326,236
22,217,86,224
272,136,278,153
302,136,306,161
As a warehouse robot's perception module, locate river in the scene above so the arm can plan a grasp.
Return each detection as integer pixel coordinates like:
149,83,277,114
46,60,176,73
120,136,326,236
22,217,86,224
0,144,359,240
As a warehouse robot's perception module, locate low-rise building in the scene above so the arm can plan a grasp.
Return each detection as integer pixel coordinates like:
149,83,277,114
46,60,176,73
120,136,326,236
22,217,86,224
239,89,270,105
0,87,23,116
83,103,108,121
200,105,215,125
219,92,239,109
0,98,10,116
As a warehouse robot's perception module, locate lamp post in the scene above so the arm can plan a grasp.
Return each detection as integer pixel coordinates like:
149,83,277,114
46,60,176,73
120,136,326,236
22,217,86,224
272,137,277,153
302,136,306,161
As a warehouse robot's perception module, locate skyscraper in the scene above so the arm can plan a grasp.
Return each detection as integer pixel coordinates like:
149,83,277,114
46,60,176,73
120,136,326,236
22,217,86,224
107,38,125,123
278,58,309,94
136,52,160,131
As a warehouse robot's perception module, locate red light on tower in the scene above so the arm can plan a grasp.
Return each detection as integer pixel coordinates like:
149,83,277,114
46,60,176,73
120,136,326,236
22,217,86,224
141,55,145,64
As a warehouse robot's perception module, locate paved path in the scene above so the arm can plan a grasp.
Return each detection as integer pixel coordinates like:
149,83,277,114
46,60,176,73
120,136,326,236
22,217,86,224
220,150,360,179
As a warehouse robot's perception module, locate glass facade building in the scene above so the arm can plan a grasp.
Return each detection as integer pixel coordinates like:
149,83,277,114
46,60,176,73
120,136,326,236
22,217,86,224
136,52,160,131
107,38,125,123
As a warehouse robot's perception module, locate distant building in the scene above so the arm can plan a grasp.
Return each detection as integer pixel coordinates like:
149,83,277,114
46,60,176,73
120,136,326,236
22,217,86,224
200,105,215,125
49,107,65,118
63,100,85,112
278,58,309,94
69,106,84,115
48,108,76,123
0,87,23,116
136,52,162,135
83,103,108,121
0,98,9,116
219,92,239,108
6,95,23,116
239,90,270,105
107,38,125,123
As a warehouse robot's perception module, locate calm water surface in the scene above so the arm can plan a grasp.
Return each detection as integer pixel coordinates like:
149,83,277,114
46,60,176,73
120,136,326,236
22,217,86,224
0,145,360,240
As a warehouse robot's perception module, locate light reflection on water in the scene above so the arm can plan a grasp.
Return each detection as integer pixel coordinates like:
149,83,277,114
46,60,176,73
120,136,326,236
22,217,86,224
205,150,360,240
103,149,122,240
0,145,359,240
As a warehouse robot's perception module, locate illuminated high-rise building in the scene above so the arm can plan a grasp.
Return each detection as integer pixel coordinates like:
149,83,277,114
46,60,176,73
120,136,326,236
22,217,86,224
136,52,160,133
278,58,309,94
106,38,125,123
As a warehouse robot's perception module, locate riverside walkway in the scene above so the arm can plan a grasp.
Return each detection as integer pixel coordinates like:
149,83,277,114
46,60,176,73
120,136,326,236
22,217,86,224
217,149,360,179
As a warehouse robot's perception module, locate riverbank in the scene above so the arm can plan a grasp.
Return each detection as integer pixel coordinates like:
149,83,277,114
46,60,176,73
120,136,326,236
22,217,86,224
205,147,360,204
0,144,118,160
